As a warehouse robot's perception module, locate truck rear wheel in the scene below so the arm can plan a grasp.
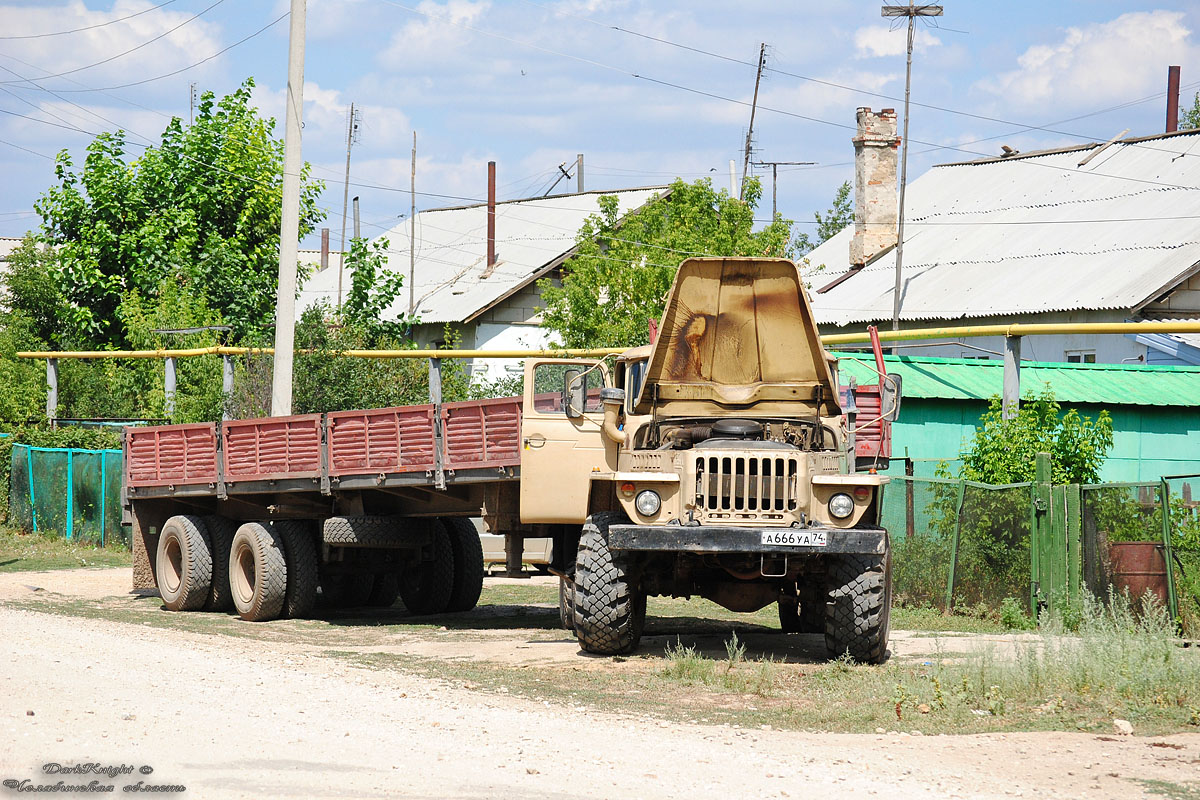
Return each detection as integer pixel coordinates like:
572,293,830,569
201,516,236,612
367,574,400,607
399,524,455,615
442,518,484,612
558,576,576,632
574,513,645,655
276,520,318,619
823,549,891,664
156,515,212,612
229,522,287,622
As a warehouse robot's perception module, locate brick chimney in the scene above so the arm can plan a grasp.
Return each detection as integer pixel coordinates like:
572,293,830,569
850,107,899,267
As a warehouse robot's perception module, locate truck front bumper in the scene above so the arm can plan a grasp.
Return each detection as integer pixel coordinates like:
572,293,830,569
607,524,886,556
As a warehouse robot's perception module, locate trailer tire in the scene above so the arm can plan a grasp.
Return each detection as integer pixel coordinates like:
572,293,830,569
398,523,455,615
229,522,287,622
823,547,891,664
201,516,236,612
558,576,576,632
276,520,319,619
442,518,484,612
367,573,400,607
574,513,645,655
156,515,213,612
323,516,403,547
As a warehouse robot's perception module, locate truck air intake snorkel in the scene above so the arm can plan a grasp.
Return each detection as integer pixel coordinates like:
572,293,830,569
600,387,626,444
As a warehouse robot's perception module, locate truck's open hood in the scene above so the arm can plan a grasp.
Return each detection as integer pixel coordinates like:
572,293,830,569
633,258,841,416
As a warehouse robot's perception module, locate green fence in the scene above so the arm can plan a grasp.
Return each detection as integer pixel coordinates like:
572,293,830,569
885,464,1200,638
8,444,125,547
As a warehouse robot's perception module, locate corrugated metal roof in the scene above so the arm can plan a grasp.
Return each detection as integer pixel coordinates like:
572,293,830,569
299,187,667,324
808,130,1200,327
835,353,1200,407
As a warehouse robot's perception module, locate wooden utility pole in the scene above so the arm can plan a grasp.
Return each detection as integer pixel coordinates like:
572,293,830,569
409,131,417,316
337,102,359,308
751,160,815,219
882,2,942,332
740,43,767,200
270,0,306,417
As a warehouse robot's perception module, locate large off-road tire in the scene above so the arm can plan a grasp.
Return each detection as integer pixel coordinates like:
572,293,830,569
442,518,484,612
558,576,576,632
573,513,645,655
276,520,319,619
823,548,892,664
367,574,400,607
229,522,288,622
201,516,236,612
156,515,213,612
323,516,403,547
398,524,455,615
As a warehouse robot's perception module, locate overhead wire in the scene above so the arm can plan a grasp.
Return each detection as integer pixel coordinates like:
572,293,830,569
0,0,183,40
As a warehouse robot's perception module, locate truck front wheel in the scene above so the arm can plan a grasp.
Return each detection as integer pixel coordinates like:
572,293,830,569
573,513,645,655
441,518,484,612
398,523,455,615
229,522,288,622
823,549,891,664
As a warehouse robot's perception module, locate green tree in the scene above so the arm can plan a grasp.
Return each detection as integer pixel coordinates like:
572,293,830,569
537,177,795,349
341,237,408,343
34,78,325,347
1180,92,1200,131
962,386,1114,485
795,180,853,255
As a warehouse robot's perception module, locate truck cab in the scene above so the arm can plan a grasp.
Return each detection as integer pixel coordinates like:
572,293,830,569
520,257,896,662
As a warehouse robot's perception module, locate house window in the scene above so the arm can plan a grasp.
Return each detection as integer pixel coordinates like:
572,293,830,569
1065,350,1096,364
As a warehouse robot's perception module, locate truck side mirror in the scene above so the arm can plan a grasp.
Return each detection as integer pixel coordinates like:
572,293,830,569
563,369,585,419
880,374,902,422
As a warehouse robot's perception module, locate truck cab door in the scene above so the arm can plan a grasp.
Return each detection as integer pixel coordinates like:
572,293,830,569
520,359,613,523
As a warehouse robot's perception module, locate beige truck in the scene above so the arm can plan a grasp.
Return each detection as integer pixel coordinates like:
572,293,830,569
124,257,897,663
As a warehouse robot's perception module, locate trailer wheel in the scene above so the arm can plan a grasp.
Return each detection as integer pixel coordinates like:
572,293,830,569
229,522,287,622
156,515,213,612
367,574,400,607
574,513,645,655
558,576,576,632
276,520,319,619
201,516,236,612
398,523,455,615
823,546,892,664
441,518,484,612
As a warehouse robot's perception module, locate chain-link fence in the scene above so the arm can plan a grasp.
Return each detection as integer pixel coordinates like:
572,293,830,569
8,444,125,547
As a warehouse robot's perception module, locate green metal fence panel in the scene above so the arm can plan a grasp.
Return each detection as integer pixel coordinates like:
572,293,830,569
881,477,958,611
7,444,124,547
1161,476,1200,639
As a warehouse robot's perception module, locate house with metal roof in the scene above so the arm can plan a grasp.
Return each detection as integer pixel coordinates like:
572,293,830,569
837,354,1200,481
299,185,667,384
807,116,1200,366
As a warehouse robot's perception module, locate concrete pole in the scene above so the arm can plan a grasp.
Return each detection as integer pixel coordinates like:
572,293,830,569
337,101,355,308
222,356,234,421
1003,335,1021,420
728,160,736,195
270,0,306,418
164,357,177,418
46,358,58,421
576,153,584,193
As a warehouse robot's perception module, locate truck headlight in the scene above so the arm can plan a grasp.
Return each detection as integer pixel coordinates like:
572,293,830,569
635,490,661,517
828,492,854,519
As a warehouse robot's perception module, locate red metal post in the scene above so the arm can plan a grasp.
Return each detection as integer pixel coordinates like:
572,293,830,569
1167,65,1181,133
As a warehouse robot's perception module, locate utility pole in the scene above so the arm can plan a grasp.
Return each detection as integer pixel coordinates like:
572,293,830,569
409,131,416,316
751,160,816,219
270,0,306,418
188,81,197,125
882,2,942,331
740,43,767,200
336,102,360,308
576,153,584,192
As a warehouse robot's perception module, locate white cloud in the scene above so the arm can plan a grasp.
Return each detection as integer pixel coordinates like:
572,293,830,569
377,0,492,69
854,25,941,59
981,11,1200,111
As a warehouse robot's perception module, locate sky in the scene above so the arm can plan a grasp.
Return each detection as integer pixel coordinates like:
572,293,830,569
2,0,1200,252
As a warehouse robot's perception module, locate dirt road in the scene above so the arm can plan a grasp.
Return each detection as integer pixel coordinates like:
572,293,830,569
1,569,1197,799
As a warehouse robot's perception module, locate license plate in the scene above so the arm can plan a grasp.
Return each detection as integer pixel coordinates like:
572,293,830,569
761,529,827,547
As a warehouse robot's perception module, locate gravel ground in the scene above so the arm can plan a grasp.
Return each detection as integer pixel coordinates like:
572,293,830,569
1,569,1198,799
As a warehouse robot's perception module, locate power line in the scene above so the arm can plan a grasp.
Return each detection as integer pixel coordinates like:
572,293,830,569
0,0,228,85
0,0,182,40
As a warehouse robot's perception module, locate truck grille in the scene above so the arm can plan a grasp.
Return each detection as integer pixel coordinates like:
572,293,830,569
694,454,800,517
